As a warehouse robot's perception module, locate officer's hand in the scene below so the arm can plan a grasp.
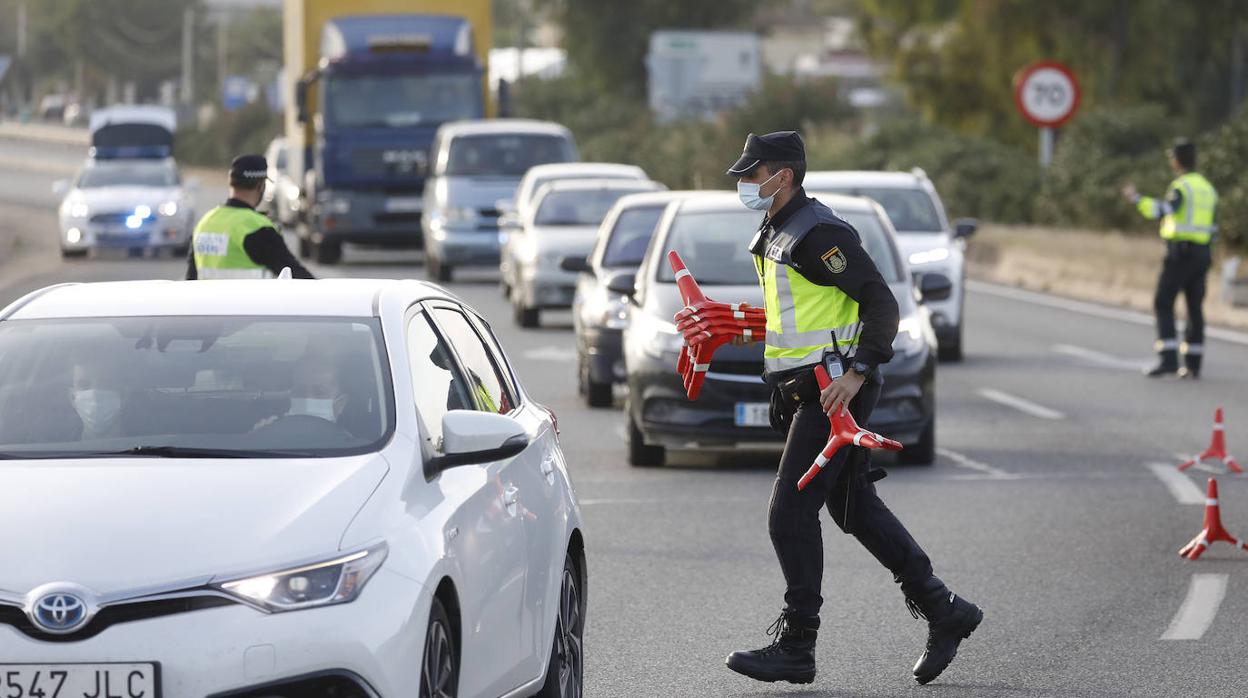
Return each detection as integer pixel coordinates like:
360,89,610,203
820,371,865,415
1121,183,1138,202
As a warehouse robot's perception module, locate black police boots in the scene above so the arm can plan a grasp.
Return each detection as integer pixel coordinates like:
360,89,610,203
1145,348,1179,377
1179,351,1202,379
907,579,983,685
725,611,818,684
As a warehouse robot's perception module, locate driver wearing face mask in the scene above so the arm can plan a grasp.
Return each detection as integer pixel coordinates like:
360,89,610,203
254,358,349,431
69,360,126,440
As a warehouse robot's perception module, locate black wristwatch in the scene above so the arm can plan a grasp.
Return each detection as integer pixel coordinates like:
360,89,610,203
849,360,874,378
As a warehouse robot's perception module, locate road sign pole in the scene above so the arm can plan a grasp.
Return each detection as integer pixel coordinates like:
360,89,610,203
1039,126,1054,168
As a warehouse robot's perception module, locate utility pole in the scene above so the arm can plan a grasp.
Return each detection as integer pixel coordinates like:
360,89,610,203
16,3,27,58
217,15,229,105
181,7,195,106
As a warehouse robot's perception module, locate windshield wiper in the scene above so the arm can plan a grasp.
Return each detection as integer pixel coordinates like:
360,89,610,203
102,445,318,459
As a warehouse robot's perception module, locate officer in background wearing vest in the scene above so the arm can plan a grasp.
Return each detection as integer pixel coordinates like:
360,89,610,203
1122,139,1217,379
723,132,982,687
186,154,314,280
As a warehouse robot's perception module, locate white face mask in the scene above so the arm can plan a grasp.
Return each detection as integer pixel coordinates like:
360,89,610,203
72,389,122,433
290,397,337,422
737,170,784,211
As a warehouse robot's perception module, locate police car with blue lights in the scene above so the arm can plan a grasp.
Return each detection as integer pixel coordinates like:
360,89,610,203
54,106,196,258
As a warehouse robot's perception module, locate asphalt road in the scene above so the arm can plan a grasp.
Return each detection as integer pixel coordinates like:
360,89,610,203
3,135,1248,698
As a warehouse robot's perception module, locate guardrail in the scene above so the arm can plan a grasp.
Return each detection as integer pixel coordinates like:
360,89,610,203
0,120,90,146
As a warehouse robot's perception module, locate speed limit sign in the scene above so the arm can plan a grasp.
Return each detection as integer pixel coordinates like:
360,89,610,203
1014,61,1080,128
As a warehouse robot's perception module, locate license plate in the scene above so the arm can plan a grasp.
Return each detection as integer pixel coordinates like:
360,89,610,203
0,663,158,698
735,402,770,427
385,197,421,213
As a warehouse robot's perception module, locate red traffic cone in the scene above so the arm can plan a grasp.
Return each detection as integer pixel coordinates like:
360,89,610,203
1178,407,1243,474
1178,477,1248,560
669,251,709,307
796,365,904,491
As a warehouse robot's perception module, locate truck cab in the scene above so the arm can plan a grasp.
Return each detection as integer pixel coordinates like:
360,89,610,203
295,14,485,264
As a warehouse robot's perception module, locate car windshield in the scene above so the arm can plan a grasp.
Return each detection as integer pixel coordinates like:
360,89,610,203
601,204,665,267
535,188,640,227
656,208,904,285
77,163,178,189
443,134,573,177
524,172,636,209
812,186,943,232
325,73,480,129
0,316,393,459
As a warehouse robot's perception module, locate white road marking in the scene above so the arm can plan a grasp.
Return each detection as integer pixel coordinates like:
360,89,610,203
977,388,1066,420
1161,574,1228,640
1146,463,1207,504
523,345,577,362
1051,344,1150,372
969,280,1248,347
936,447,1016,480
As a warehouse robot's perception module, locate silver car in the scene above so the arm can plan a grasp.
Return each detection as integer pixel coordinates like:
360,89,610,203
54,158,196,259
262,136,302,228
805,170,977,361
506,178,664,328
421,119,578,282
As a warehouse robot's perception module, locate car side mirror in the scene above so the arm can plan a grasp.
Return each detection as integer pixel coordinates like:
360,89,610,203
426,410,529,475
953,218,978,239
559,255,591,274
52,179,69,196
917,272,953,303
606,271,637,300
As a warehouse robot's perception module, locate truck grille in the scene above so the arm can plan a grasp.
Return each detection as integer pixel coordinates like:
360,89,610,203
350,147,428,178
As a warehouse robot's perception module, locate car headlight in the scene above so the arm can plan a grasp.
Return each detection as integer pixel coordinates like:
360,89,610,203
158,201,179,217
214,543,387,613
68,202,89,219
908,248,950,266
601,294,630,330
639,314,684,360
892,315,925,356
444,206,479,226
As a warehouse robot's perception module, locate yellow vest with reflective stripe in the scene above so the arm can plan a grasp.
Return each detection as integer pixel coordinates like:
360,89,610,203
752,201,862,375
192,205,273,279
1137,172,1217,244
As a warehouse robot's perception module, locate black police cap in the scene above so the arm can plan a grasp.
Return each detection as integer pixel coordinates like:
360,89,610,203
727,131,806,177
229,154,270,183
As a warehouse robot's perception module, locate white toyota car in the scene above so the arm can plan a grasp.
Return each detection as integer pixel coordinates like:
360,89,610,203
0,279,586,698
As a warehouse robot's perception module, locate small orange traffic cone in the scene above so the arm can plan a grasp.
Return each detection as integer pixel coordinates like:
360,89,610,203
1178,478,1248,560
1178,407,1243,474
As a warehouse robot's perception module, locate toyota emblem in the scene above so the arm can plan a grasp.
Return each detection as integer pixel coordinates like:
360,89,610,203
31,592,89,634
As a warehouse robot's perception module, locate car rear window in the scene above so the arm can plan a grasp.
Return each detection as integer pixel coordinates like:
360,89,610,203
0,316,393,458
656,208,904,285
813,186,943,233
77,163,179,188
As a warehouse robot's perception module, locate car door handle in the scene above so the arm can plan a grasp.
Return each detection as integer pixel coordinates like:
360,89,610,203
540,453,556,485
503,484,519,517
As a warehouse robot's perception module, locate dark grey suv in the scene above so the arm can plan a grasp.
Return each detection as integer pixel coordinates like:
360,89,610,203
618,192,946,467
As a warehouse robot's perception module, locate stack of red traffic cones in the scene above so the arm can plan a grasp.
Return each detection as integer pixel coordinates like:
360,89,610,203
1178,477,1248,560
1178,407,1243,474
796,364,904,490
668,251,766,400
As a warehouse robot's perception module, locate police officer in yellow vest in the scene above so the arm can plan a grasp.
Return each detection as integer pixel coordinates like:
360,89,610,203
186,154,314,280
723,132,981,687
1122,139,1217,378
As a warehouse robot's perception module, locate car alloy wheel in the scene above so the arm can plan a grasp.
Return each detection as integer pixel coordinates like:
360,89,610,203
421,598,457,698
540,557,584,698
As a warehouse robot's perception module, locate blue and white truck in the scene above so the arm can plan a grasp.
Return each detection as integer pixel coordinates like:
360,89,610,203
284,0,492,264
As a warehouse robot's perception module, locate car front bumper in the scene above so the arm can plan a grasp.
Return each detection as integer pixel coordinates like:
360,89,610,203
516,263,579,309
628,347,934,450
579,325,625,384
0,568,426,697
60,217,191,252
425,226,504,267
